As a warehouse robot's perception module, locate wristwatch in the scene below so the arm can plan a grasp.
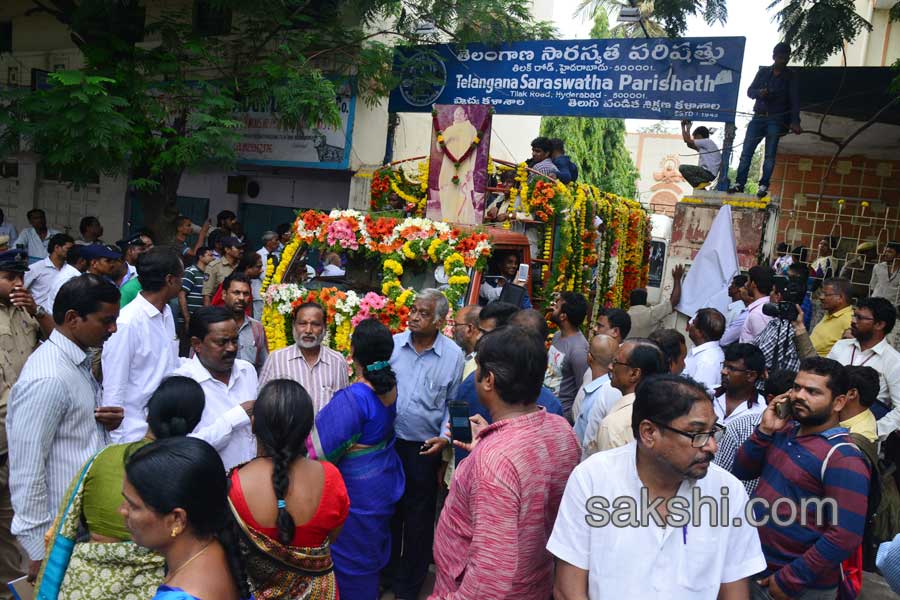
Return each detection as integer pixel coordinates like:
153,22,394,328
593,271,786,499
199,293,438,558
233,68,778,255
34,305,47,319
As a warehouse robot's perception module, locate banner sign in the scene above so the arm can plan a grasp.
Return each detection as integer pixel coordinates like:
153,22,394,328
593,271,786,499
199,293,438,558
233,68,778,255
389,37,745,122
235,80,356,169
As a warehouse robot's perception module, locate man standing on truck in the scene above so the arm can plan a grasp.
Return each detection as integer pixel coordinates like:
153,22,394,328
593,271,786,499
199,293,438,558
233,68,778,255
728,42,802,199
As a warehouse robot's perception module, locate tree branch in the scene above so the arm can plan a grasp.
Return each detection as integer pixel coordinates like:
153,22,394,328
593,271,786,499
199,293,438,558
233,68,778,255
814,95,900,200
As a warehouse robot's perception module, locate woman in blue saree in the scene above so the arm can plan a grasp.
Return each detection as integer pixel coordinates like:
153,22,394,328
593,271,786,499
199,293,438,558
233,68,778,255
307,318,405,599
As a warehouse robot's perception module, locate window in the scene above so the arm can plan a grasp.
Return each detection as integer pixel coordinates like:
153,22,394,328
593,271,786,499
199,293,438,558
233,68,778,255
0,162,17,179
193,0,232,36
0,22,11,54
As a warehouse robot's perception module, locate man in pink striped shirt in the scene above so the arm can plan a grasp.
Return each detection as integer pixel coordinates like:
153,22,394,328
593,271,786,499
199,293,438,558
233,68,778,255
429,325,580,599
258,301,348,412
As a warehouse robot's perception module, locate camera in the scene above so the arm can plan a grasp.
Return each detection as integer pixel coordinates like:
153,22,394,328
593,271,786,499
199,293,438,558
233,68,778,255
762,276,806,321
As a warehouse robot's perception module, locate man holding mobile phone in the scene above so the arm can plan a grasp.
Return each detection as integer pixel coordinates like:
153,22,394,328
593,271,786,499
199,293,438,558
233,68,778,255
431,326,579,599
479,251,532,308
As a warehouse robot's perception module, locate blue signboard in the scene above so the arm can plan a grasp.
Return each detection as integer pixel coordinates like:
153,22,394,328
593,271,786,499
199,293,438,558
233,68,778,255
389,37,745,122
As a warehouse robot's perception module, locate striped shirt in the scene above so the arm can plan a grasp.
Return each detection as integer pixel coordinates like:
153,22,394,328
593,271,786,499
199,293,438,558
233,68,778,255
432,409,580,598
733,424,870,595
258,344,349,414
713,412,762,494
181,264,207,316
7,329,107,560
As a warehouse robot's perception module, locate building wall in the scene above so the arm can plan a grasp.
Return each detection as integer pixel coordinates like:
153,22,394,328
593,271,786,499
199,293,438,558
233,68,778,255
0,0,554,245
624,132,695,216
824,1,899,67
769,154,900,271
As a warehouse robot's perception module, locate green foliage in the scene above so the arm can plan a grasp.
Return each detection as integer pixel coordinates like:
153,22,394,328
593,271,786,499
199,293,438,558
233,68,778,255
0,0,554,234
769,0,873,65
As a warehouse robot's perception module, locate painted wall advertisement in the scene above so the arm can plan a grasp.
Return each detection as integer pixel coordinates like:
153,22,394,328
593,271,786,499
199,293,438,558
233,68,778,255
390,37,745,122
234,80,356,169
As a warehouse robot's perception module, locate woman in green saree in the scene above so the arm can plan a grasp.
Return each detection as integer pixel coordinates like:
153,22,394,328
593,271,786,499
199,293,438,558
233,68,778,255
36,375,206,600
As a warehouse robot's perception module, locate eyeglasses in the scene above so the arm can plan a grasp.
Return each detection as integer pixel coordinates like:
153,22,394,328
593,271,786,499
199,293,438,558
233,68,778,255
720,362,751,373
852,313,875,321
650,420,725,448
610,360,633,369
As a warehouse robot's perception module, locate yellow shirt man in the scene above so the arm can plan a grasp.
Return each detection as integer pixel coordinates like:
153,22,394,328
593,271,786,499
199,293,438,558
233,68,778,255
841,410,878,443
809,305,852,356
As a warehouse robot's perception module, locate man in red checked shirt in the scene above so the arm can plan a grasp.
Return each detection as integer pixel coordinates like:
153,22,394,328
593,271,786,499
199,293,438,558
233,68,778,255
429,325,580,599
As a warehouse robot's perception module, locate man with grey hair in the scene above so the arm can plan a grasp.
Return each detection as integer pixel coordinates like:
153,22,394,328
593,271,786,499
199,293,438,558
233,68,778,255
256,231,280,267
387,288,464,600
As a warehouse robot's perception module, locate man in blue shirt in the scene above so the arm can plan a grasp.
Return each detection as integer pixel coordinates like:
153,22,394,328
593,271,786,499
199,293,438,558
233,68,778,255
573,334,619,445
729,42,802,199
454,308,564,463
388,288,464,600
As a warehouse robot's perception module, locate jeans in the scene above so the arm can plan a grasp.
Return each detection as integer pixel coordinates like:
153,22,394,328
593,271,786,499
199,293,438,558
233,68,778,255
736,115,784,188
388,439,443,599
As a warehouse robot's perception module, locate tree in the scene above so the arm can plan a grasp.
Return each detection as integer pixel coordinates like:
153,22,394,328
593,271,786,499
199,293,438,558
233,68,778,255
0,0,555,240
540,12,639,198
727,147,763,195
637,121,677,134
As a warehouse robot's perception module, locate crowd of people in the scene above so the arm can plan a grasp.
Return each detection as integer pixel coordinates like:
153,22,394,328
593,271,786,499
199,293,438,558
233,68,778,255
2,202,900,600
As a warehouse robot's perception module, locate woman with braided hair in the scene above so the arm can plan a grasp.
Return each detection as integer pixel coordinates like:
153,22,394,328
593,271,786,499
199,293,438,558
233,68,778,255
228,379,349,598
308,318,406,599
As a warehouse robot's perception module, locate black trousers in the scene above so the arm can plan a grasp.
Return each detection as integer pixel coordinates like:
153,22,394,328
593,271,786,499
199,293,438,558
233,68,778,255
388,438,442,599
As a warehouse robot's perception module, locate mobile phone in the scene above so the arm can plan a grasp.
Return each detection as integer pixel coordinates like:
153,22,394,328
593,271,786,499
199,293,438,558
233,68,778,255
775,399,793,420
516,263,529,282
448,401,472,443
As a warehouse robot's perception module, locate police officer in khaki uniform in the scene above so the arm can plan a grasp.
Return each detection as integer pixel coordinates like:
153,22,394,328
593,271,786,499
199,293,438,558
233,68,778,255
0,249,53,597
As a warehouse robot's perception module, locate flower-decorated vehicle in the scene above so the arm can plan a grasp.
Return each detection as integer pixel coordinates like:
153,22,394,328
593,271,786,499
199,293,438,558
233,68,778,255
261,158,650,353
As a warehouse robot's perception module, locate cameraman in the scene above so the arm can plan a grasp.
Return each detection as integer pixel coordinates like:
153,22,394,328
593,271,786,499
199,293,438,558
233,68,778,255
753,276,808,380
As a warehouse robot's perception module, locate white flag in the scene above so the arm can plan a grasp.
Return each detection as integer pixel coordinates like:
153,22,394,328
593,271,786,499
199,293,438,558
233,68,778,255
676,205,740,318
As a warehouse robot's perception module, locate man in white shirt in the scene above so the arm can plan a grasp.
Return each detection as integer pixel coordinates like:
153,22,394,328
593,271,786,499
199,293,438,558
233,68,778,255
725,275,747,327
101,248,183,442
626,265,684,339
715,343,767,425
175,305,256,470
0,209,16,243
256,231,279,267
678,121,722,190
869,242,900,303
45,245,86,314
24,233,73,313
320,252,345,277
549,375,765,599
720,276,750,346
828,296,900,438
684,308,726,395
14,209,60,263
740,265,775,342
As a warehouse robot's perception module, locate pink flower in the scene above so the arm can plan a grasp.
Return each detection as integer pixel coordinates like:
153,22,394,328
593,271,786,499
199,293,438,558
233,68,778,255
326,220,360,250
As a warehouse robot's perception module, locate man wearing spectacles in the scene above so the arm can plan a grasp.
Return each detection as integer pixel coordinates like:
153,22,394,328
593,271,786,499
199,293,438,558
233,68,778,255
733,357,870,600
827,297,900,436
715,343,767,425
549,375,766,600
451,304,482,380
808,278,852,357
584,339,666,455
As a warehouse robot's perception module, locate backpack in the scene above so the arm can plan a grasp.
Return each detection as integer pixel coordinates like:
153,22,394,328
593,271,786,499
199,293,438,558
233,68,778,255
847,432,900,571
